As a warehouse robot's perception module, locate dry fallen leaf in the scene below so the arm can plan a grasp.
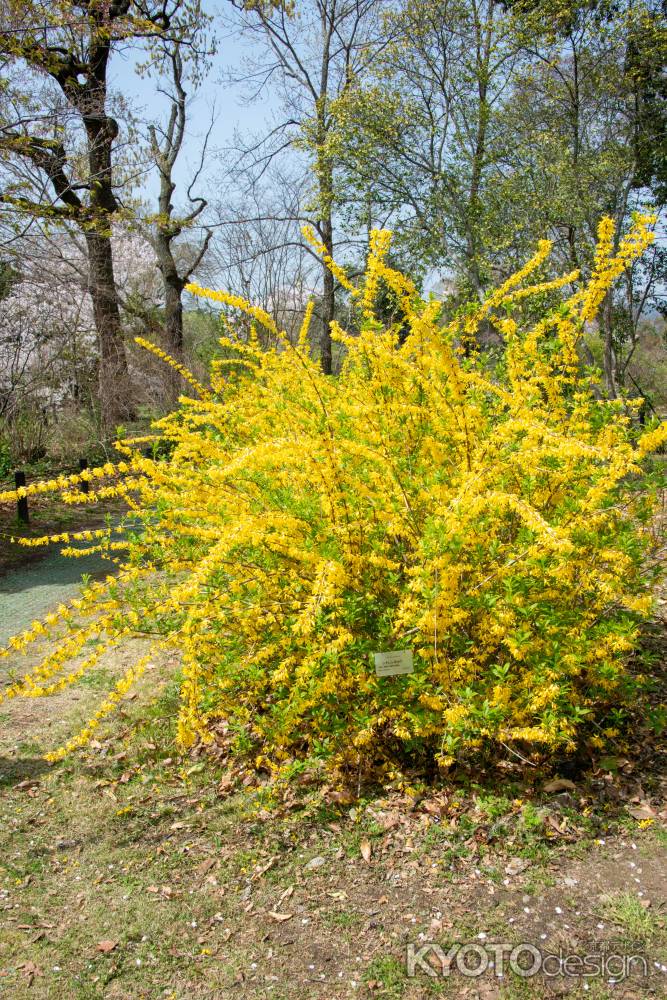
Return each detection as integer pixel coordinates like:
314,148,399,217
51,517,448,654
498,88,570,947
505,858,530,876
268,911,293,922
18,960,42,987
360,839,372,863
277,885,294,905
422,799,446,817
196,858,217,877
328,788,356,806
96,940,118,953
627,803,655,820
218,775,234,796
378,811,401,830
544,778,576,793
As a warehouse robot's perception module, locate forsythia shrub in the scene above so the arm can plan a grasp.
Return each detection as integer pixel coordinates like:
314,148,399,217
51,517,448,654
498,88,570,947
1,215,666,776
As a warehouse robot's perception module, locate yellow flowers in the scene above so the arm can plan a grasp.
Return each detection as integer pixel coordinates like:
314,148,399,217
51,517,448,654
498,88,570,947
301,225,356,293
0,214,664,774
44,654,152,762
580,213,657,322
134,337,211,399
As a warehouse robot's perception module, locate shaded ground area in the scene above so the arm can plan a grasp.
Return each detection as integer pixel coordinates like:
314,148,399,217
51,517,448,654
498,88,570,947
0,492,127,578
0,547,116,646
0,495,137,645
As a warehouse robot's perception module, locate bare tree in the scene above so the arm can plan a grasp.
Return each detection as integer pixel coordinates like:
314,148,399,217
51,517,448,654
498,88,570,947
0,0,205,430
205,171,320,347
145,41,214,400
227,0,389,373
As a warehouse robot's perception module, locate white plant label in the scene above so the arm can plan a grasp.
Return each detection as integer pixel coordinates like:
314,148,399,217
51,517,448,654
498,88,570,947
373,649,413,677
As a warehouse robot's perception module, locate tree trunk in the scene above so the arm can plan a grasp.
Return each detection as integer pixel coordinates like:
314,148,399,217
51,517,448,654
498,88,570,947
80,40,133,430
156,243,185,404
163,268,184,359
320,214,335,375
602,292,618,398
85,231,133,428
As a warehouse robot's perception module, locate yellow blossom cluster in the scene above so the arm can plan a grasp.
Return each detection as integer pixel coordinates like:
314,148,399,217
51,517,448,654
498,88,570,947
0,214,664,772
134,337,211,399
44,654,152,762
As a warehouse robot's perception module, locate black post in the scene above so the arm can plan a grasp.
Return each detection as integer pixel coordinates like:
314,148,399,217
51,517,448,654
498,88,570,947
15,470,29,524
79,457,89,494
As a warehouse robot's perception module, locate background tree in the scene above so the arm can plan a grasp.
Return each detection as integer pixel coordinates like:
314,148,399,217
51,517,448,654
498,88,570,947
334,0,665,380
227,0,388,372
206,172,320,347
332,0,522,302
0,0,204,429
144,38,214,401
0,227,158,463
490,0,666,393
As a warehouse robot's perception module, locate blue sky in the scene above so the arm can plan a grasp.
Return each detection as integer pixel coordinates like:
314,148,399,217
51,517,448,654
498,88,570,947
110,28,283,203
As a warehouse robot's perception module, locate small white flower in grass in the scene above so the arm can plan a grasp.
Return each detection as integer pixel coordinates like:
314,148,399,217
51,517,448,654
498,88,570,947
555,906,562,914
